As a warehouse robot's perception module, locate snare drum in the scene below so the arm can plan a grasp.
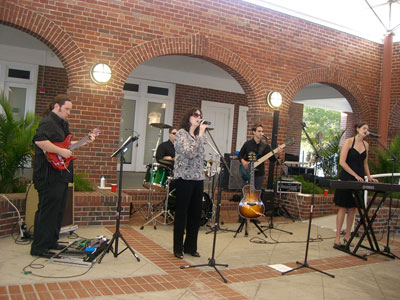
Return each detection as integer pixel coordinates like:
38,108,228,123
143,163,170,191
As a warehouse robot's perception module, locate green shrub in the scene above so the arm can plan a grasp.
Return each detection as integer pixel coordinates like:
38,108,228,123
292,175,325,194
73,173,95,191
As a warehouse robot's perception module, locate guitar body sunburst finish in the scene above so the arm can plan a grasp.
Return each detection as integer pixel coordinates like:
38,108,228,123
238,185,264,219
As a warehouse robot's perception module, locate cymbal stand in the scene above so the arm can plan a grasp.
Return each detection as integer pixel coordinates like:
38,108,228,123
264,146,293,235
140,177,174,229
282,122,334,278
203,134,235,234
143,128,163,223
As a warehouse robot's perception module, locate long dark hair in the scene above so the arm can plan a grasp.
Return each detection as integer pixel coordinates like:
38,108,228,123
44,94,71,116
179,108,202,136
354,122,367,134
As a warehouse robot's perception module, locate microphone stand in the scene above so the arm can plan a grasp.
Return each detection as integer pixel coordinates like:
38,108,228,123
261,136,293,235
282,123,334,278
368,135,399,259
180,128,231,283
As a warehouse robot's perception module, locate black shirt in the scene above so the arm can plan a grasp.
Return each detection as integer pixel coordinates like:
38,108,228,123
33,112,73,190
238,139,273,177
156,139,175,163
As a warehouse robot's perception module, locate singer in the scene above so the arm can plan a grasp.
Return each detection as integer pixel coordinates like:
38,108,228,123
172,108,208,259
333,122,378,248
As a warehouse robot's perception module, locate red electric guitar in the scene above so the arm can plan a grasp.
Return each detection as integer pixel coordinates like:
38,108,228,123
45,128,101,171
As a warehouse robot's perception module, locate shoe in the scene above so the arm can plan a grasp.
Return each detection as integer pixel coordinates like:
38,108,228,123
50,243,66,251
174,252,184,259
184,251,200,257
333,243,345,250
31,250,56,258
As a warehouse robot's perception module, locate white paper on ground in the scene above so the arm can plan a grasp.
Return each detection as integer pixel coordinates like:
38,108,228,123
268,264,292,272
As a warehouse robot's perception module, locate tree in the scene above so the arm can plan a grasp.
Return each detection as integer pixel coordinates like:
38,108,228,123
0,91,40,193
301,106,342,177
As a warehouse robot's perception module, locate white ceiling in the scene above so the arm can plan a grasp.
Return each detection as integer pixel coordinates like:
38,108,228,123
244,0,400,43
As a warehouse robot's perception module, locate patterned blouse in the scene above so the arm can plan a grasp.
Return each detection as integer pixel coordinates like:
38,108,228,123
173,128,205,181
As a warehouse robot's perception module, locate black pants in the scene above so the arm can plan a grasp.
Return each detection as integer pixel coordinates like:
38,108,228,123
173,178,203,254
31,181,68,254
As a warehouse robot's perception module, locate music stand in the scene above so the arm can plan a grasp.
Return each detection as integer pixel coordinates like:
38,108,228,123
282,123,334,278
180,128,231,283
98,135,140,263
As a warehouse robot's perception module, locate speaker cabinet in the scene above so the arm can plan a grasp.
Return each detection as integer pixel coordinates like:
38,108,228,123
25,183,74,231
221,154,242,191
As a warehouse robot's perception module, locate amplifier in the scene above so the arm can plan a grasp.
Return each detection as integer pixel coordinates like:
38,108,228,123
277,181,302,193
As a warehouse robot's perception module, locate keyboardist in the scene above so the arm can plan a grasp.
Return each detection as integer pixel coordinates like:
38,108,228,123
333,122,378,249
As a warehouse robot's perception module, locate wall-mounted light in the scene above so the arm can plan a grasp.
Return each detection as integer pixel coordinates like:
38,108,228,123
266,91,283,189
266,91,282,109
90,63,112,85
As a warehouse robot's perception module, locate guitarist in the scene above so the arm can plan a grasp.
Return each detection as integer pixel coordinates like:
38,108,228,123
30,94,96,258
238,124,275,191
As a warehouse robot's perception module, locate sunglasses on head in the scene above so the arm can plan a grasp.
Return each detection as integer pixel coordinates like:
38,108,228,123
192,112,202,118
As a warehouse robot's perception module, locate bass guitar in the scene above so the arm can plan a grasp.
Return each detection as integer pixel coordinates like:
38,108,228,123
239,138,293,181
45,128,101,171
238,152,265,219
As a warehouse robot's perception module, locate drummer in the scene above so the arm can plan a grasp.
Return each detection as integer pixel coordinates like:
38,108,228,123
156,127,177,165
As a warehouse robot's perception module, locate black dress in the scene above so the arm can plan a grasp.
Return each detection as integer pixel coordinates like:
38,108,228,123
333,137,366,208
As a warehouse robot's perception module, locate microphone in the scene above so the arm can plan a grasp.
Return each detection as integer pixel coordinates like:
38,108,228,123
261,133,269,140
367,132,380,138
301,122,307,128
198,119,211,125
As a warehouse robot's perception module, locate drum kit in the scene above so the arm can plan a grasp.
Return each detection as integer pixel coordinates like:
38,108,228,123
140,122,216,229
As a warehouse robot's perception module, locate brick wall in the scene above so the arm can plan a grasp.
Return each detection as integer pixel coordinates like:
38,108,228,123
389,43,400,142
35,66,69,117
1,0,398,184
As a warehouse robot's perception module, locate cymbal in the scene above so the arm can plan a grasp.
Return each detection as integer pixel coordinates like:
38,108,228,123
150,123,172,129
159,158,174,165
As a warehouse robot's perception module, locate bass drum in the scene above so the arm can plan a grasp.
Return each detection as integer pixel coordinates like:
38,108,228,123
200,192,213,226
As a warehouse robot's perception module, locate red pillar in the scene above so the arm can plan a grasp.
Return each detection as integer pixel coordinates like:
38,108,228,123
378,33,394,144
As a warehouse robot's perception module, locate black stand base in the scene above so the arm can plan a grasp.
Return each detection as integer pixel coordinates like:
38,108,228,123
381,246,400,259
234,219,268,238
263,222,293,235
205,223,236,234
180,257,229,283
97,230,140,263
282,261,335,278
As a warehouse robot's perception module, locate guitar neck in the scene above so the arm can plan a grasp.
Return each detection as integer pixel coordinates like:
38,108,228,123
254,145,285,168
69,136,90,151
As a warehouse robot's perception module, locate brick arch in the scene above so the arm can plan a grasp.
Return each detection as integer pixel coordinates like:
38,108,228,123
113,34,266,110
283,67,369,121
0,2,87,87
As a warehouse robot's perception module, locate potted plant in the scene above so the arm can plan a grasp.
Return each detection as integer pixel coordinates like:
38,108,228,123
0,91,40,193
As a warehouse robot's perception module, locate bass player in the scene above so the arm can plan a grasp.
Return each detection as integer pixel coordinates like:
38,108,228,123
30,94,96,258
238,124,275,190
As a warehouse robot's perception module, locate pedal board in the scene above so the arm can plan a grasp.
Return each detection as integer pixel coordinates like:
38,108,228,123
50,236,109,267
